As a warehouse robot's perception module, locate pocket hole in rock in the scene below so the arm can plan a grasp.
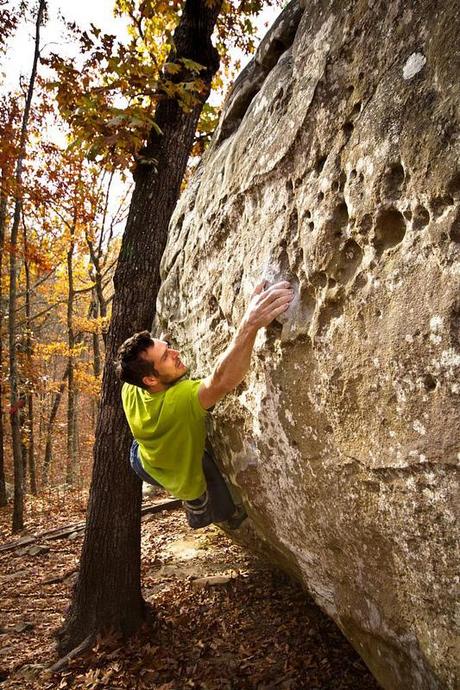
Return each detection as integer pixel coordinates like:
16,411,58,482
412,205,430,231
423,373,437,391
359,214,373,235
317,299,344,333
289,208,299,235
431,195,454,218
342,121,354,139
354,271,367,288
449,211,460,243
315,157,327,174
382,162,405,198
447,171,460,196
337,239,363,283
333,201,349,230
373,208,406,256
310,271,328,288
298,284,317,326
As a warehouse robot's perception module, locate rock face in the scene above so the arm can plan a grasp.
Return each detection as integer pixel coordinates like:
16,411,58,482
156,1,460,688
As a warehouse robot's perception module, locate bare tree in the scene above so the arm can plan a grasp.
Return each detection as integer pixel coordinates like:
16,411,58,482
21,215,37,494
0,169,8,506
65,186,79,486
9,0,46,531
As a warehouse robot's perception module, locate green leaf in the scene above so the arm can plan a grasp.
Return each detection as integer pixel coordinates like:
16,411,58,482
181,57,205,73
107,115,127,127
87,144,101,161
151,122,163,136
164,62,181,75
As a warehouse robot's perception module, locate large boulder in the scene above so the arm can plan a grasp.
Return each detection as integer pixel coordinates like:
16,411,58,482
156,1,459,688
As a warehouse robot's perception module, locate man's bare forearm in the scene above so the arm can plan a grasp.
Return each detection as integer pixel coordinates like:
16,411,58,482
198,281,293,409
210,321,258,393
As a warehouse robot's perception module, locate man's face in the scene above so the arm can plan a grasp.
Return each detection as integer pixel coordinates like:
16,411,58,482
142,339,188,388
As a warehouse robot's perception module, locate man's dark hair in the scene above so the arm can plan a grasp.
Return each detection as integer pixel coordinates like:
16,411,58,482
115,330,159,389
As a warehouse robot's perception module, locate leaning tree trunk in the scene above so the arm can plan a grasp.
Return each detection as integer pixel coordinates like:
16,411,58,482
56,0,222,654
9,0,45,532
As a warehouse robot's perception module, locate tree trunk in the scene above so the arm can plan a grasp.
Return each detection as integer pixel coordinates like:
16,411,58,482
42,365,69,485
90,291,101,430
57,0,222,654
43,299,96,485
26,393,36,492
9,0,45,532
22,219,37,494
0,179,8,506
66,208,79,486
91,291,102,379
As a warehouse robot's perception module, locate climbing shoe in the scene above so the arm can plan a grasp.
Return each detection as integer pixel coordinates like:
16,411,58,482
226,506,248,530
183,492,213,529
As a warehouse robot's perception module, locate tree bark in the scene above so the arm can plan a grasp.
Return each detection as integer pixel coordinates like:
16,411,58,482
9,0,45,532
42,364,69,485
91,295,102,378
66,213,78,486
42,300,96,484
22,218,37,494
89,290,101,430
0,178,7,506
57,0,222,653
86,173,111,382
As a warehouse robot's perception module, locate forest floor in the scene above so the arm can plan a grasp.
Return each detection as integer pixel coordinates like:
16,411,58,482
0,492,380,690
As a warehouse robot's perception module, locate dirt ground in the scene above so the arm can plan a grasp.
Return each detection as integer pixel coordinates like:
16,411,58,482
0,497,380,689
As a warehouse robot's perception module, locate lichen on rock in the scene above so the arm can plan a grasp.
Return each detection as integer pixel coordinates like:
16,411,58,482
156,1,460,688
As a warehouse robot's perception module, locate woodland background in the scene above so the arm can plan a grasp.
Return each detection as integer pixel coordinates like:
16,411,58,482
0,0,277,533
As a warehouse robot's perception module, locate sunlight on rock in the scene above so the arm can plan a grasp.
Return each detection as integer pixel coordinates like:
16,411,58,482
164,538,201,561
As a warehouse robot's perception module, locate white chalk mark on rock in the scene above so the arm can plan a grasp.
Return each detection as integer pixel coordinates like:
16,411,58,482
402,52,426,80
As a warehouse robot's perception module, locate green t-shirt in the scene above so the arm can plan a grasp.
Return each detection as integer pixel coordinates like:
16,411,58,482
121,379,207,500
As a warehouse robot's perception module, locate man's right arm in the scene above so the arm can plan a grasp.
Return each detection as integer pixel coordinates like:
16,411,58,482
198,281,293,410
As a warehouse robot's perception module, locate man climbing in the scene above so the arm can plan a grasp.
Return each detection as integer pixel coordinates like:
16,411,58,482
115,280,294,529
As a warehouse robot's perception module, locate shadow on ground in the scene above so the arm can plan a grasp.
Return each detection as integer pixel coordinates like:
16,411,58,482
0,503,381,689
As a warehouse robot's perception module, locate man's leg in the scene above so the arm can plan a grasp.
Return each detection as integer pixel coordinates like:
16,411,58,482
202,449,247,527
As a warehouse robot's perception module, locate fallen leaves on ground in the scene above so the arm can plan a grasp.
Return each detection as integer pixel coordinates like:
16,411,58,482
0,498,380,689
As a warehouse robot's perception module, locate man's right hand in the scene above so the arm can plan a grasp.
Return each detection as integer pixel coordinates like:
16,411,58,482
198,280,294,410
242,281,294,331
